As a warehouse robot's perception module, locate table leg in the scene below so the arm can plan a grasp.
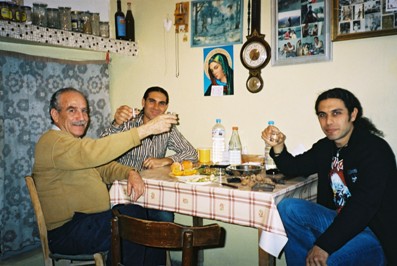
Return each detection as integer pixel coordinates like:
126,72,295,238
193,216,204,266
258,229,276,266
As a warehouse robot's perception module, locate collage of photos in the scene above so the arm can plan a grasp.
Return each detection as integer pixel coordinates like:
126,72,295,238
337,0,397,35
276,0,326,61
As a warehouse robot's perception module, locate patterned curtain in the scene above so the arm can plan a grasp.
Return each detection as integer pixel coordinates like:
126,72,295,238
0,50,111,259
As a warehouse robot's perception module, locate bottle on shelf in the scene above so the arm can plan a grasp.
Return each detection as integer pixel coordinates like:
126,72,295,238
114,0,126,40
265,121,278,171
228,126,242,165
125,2,135,41
212,119,225,164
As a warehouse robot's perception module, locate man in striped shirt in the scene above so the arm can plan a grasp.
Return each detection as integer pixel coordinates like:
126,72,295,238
101,86,198,221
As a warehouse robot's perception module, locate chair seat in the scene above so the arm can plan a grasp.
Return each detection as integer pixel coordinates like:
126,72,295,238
49,252,107,265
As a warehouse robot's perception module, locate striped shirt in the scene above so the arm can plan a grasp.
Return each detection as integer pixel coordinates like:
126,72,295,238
100,113,198,170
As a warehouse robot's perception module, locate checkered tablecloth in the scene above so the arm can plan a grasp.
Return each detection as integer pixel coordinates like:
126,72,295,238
109,166,317,257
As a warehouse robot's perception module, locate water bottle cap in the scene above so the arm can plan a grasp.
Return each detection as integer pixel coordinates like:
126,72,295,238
268,120,275,125
232,126,238,130
216,119,221,123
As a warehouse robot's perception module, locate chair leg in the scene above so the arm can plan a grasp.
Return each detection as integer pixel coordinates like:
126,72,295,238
166,250,172,266
94,253,105,266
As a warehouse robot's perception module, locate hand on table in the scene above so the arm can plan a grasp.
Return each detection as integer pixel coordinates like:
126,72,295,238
127,170,145,201
143,157,173,169
306,245,329,266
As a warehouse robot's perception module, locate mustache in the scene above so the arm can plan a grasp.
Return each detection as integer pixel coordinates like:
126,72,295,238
72,120,88,126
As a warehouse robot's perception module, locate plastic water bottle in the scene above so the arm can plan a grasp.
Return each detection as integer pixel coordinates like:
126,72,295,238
229,126,242,165
265,121,277,170
212,119,225,164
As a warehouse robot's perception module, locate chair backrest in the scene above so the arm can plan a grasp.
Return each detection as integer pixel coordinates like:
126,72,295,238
25,176,106,266
25,176,53,266
111,209,223,266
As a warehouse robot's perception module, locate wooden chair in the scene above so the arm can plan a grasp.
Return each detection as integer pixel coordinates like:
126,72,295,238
25,176,106,266
111,209,224,266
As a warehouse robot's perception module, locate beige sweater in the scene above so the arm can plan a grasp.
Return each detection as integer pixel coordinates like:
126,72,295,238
33,128,141,230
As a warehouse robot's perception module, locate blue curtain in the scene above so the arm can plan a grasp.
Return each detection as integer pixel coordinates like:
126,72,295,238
0,50,111,259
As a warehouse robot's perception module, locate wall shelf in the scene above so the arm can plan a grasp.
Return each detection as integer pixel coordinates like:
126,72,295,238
0,21,138,56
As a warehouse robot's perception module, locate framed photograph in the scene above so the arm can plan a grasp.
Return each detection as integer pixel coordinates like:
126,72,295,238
191,0,244,47
332,0,397,41
271,0,332,66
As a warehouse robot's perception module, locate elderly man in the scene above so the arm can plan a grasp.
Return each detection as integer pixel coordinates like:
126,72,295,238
101,86,197,222
33,87,177,265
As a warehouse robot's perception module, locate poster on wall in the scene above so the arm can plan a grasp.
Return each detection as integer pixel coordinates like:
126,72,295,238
203,45,234,96
191,0,243,47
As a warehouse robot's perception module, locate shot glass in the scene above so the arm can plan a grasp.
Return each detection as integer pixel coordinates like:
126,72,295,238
167,111,179,124
132,108,141,118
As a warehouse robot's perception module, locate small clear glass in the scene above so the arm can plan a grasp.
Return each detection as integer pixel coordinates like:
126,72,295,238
58,6,71,31
71,10,81,32
80,11,92,35
32,3,47,27
132,108,141,118
46,8,59,28
99,21,109,38
91,12,100,36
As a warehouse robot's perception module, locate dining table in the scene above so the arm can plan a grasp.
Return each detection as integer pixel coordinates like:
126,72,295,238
109,166,318,266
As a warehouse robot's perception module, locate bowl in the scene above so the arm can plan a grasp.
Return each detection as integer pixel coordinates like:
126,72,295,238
226,164,264,176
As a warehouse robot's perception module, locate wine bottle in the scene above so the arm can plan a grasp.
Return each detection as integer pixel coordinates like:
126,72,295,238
115,0,126,39
125,2,135,41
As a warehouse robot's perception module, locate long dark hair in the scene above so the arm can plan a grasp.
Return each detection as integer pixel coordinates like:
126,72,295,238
208,53,234,95
315,88,383,137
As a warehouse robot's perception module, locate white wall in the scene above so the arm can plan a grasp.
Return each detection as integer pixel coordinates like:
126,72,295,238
1,0,397,265
108,1,397,264
109,0,397,158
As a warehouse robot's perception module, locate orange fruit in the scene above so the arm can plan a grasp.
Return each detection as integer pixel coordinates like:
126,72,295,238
181,160,193,170
171,162,183,176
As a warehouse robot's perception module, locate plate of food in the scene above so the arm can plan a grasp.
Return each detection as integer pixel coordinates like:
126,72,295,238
177,175,216,185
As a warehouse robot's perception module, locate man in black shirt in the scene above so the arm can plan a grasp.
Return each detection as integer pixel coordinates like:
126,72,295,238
262,88,396,265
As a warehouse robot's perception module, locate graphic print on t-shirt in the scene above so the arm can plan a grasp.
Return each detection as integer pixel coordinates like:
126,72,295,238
330,155,351,213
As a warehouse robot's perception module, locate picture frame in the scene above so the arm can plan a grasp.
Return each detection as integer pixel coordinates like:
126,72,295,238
331,0,397,41
190,0,244,47
271,0,332,66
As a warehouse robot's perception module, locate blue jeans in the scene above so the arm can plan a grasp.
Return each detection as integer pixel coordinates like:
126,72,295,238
147,209,174,222
278,198,386,266
48,204,166,266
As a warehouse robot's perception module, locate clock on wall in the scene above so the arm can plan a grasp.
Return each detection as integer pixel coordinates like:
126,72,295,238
240,0,271,93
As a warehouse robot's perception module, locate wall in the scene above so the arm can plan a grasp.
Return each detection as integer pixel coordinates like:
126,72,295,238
1,0,397,265
111,2,397,264
109,0,397,157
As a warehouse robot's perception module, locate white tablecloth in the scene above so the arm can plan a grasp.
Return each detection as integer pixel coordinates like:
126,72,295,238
109,166,317,257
